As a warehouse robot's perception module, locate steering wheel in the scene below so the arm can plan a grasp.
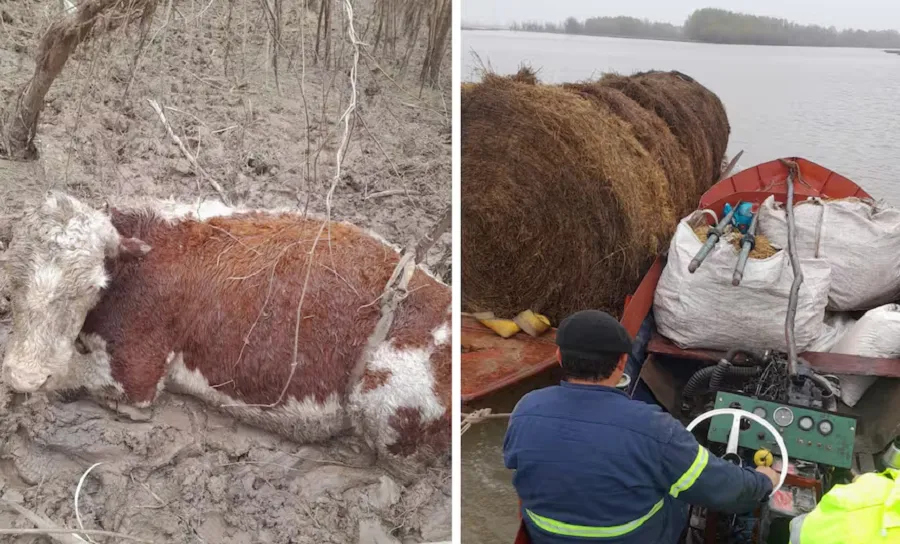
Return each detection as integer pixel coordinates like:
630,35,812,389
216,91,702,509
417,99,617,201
686,408,788,494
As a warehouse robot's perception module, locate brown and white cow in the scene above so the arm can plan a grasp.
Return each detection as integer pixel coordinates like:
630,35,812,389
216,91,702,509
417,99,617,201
0,192,450,482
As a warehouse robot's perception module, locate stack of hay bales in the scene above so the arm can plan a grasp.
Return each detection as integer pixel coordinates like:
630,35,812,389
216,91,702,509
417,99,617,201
461,68,730,324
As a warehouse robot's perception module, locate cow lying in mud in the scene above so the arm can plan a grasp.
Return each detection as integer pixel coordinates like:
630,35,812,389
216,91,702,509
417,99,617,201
0,193,450,482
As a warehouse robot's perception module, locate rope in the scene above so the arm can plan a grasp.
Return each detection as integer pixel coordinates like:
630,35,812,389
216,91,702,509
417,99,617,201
345,205,451,401
460,409,512,435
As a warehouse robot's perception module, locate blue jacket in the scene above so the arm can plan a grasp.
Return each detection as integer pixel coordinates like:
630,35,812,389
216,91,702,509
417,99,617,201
503,382,773,543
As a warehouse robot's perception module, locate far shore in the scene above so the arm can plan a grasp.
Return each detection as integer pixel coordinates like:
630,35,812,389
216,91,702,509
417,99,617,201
462,27,900,51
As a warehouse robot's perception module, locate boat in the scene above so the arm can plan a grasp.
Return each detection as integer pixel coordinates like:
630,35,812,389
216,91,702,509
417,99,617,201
460,157,900,543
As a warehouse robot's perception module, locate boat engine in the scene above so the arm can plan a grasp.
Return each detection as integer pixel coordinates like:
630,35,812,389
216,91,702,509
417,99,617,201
680,349,841,417
679,358,858,544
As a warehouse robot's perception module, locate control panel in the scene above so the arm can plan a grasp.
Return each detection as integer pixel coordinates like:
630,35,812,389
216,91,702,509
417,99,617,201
706,392,857,468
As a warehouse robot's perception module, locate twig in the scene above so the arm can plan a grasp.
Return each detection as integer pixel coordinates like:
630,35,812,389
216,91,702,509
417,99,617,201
0,529,152,542
237,0,364,410
128,475,205,542
75,462,104,544
414,207,451,263
224,241,303,377
298,0,312,208
355,110,414,204
399,101,445,115
364,189,418,201
147,99,230,205
2,500,87,544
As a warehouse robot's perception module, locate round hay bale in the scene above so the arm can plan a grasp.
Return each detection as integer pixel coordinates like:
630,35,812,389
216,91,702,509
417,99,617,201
563,83,696,217
462,74,677,324
599,71,730,194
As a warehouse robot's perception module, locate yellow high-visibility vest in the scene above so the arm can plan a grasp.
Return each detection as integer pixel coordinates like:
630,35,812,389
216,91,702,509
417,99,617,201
790,469,900,543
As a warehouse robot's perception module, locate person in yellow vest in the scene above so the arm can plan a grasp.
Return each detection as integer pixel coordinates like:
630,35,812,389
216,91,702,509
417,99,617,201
789,468,900,543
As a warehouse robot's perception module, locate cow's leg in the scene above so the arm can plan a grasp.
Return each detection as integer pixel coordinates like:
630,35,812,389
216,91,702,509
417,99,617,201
73,332,169,419
348,341,450,484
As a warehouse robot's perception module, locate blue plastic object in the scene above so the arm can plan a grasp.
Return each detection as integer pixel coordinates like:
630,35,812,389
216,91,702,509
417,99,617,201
724,202,754,233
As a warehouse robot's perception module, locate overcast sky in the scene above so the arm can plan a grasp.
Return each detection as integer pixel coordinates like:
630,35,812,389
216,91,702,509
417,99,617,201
463,0,900,32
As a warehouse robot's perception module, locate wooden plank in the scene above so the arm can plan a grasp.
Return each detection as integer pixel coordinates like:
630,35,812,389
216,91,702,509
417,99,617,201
802,352,900,378
460,316,559,402
648,333,720,362
648,332,900,378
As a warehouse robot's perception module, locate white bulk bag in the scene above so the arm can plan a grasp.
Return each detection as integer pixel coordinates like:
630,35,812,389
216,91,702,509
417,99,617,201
830,304,900,407
806,312,856,353
654,212,831,352
758,196,900,311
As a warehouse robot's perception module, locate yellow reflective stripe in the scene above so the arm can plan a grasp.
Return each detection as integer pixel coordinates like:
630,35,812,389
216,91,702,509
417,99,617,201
670,445,709,498
525,500,665,539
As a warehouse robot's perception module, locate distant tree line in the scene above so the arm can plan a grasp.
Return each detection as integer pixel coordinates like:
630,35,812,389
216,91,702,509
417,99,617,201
511,16,682,41
509,8,900,48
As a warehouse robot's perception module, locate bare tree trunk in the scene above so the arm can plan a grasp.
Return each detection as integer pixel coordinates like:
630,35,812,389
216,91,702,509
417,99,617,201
314,0,332,66
399,1,425,77
259,0,282,92
223,0,235,77
420,0,450,88
1,0,158,160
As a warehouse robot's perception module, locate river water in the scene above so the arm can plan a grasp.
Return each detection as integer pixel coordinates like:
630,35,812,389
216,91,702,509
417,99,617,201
461,30,900,544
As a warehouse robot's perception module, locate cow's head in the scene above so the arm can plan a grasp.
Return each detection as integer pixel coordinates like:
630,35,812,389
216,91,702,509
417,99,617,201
1,192,150,393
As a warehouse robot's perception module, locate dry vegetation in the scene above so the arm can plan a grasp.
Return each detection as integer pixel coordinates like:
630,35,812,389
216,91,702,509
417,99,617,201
0,0,451,542
461,68,729,324
692,225,778,259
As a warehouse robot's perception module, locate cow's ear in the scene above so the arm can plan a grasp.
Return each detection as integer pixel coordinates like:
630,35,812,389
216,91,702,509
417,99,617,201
118,236,152,260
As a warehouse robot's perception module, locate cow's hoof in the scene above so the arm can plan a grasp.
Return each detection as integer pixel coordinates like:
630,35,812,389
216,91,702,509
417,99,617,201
100,399,152,422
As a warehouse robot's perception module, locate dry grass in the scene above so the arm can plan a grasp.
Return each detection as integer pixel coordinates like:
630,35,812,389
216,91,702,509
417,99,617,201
692,225,779,259
461,69,729,323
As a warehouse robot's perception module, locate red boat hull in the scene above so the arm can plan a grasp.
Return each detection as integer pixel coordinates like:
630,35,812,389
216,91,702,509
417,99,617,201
462,158,876,544
462,157,872,404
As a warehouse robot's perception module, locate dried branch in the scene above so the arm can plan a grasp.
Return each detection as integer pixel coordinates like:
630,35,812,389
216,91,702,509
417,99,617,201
1,0,158,159
147,99,230,205
414,206,450,262
2,500,87,544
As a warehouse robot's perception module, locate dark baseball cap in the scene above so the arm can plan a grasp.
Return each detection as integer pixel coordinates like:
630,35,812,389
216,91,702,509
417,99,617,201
556,310,633,359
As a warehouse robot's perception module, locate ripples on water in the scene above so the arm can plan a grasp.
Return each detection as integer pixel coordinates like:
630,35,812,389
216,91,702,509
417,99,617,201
461,30,900,544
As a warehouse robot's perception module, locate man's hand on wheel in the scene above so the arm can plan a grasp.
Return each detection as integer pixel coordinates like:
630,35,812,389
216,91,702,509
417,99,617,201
755,466,779,488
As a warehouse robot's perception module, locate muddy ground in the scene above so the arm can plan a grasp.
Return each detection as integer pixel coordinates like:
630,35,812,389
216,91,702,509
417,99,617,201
0,0,451,542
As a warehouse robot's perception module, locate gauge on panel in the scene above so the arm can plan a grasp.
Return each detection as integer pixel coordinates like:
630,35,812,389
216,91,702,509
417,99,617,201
752,406,767,419
818,420,833,436
773,407,794,427
798,416,814,431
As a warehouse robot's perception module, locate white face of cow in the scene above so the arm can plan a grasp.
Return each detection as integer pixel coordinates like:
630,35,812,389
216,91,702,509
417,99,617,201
1,192,150,393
